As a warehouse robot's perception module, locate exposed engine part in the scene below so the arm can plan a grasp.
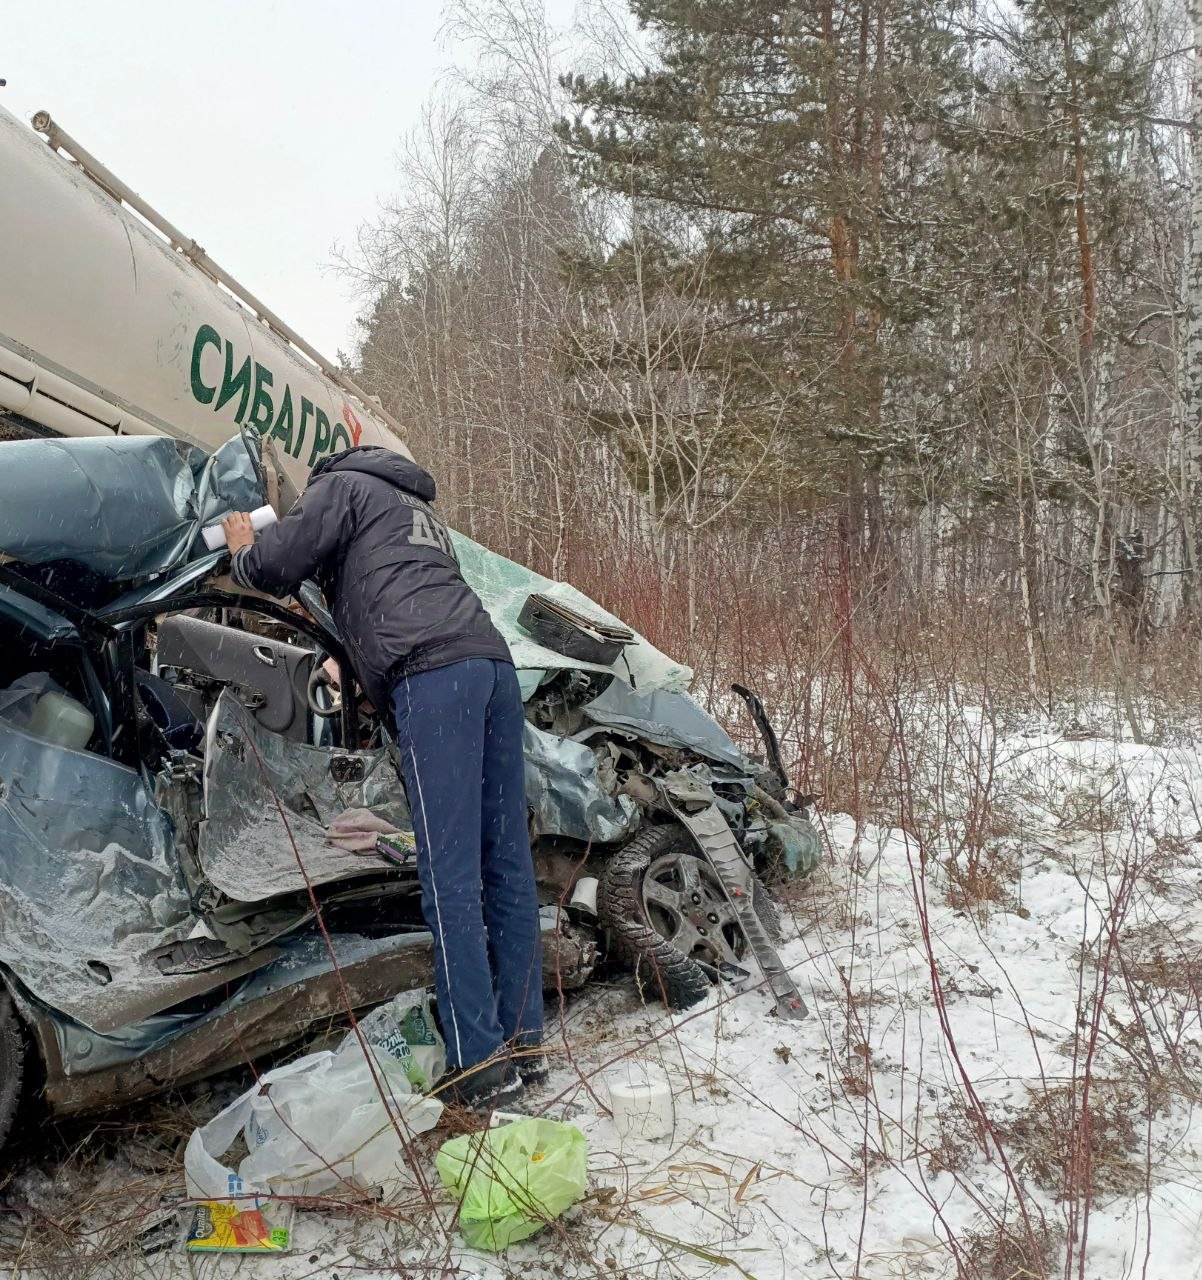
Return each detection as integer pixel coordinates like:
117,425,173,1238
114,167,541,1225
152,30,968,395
526,667,610,736
617,769,659,810
751,782,791,821
539,911,599,991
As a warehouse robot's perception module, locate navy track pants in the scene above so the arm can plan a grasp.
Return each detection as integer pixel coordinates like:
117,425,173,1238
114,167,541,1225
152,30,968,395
390,657,544,1070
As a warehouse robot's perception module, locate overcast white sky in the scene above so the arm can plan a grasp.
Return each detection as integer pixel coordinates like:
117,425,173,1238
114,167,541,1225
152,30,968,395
2,1,572,361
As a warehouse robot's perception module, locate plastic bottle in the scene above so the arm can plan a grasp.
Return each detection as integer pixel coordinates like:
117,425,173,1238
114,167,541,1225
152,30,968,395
27,691,94,750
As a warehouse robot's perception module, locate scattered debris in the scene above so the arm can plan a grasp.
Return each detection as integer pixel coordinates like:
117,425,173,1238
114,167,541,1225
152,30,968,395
436,1117,588,1250
184,991,444,1211
185,1198,294,1254
607,1064,675,1141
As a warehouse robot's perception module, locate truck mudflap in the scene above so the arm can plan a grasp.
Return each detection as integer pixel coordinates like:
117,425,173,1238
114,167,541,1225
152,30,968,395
660,772,808,1020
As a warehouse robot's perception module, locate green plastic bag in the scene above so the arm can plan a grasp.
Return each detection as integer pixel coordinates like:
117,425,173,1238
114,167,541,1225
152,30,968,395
436,1117,588,1250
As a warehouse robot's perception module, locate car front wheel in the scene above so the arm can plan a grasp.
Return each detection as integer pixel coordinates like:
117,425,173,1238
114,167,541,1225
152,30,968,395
598,823,782,1011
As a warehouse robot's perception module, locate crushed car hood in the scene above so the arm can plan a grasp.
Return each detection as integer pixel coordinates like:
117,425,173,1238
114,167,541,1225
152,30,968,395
452,534,690,693
0,434,263,581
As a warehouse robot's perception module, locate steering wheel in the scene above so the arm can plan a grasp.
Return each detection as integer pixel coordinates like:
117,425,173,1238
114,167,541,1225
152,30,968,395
307,664,343,719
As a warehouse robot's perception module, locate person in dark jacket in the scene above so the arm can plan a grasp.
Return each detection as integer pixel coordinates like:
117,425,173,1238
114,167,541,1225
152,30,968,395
221,446,544,1108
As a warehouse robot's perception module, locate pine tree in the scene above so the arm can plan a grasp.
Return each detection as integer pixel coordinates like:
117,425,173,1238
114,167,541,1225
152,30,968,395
558,0,968,563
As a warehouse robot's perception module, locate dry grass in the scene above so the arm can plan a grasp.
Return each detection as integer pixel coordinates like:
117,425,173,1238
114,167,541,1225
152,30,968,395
1114,921,1202,995
5,540,1202,1279
960,1214,1065,1280
1004,1082,1150,1201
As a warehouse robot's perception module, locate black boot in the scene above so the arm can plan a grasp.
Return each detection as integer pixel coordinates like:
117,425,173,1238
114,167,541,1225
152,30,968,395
437,1058,524,1112
512,1047,550,1086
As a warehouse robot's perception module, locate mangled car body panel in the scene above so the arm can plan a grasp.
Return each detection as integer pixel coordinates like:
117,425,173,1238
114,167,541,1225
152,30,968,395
0,434,263,581
0,431,818,1127
198,689,409,903
0,714,190,1031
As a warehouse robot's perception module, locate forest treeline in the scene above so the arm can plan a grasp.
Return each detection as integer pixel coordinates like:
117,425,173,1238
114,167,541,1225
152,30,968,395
340,0,1202,717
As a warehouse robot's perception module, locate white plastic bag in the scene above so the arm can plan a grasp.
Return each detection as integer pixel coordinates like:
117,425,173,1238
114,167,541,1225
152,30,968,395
185,1036,442,1203
355,988,445,1092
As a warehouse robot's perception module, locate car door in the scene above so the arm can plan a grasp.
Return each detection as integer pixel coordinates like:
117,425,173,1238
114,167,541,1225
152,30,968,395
0,577,203,1034
99,587,418,955
196,684,410,908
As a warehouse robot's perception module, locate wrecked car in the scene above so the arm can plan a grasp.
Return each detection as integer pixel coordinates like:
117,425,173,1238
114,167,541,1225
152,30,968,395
0,431,819,1152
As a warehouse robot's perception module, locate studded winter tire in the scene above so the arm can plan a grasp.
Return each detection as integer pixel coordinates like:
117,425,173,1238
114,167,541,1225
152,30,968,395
598,823,781,1011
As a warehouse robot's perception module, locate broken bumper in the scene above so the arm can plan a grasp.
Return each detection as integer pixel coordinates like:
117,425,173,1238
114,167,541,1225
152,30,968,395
23,909,595,1116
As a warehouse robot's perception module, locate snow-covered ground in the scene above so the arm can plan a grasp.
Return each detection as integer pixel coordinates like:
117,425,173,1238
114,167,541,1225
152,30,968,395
4,711,1202,1279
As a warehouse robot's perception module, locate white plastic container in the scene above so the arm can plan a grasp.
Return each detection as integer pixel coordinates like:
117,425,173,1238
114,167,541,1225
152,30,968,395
569,875,599,920
201,504,278,551
489,1110,527,1129
26,690,94,750
607,1064,675,1141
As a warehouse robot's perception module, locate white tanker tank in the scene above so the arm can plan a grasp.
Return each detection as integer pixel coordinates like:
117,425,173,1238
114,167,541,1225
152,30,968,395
0,103,409,484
